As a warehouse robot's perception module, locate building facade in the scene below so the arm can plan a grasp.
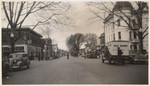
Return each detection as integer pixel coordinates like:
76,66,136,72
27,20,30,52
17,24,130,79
2,27,43,60
103,2,148,55
43,38,52,60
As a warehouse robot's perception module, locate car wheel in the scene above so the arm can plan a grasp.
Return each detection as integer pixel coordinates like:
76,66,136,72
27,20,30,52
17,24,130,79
108,60,111,63
102,59,104,63
129,58,134,64
19,64,23,71
27,65,30,69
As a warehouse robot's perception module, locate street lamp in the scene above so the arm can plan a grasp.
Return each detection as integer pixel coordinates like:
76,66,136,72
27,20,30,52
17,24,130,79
10,32,15,53
10,32,14,38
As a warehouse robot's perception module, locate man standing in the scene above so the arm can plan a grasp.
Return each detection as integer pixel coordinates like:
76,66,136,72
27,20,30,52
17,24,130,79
117,47,123,64
67,52,69,59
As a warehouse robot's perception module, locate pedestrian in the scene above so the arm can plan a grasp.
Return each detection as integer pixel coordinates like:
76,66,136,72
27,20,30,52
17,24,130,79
67,53,69,59
30,52,34,60
38,54,40,61
117,47,123,64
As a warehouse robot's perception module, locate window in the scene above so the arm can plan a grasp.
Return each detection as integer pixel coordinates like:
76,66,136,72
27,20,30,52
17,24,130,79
117,19,120,26
132,19,136,26
120,45,127,47
111,34,113,41
15,46,24,52
129,31,132,39
130,45,132,49
3,47,10,52
134,32,137,39
118,32,121,39
113,22,115,29
134,45,137,50
113,34,115,41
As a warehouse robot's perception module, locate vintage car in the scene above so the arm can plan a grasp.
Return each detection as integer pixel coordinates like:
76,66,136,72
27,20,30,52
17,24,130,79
9,53,30,70
129,52,148,64
86,51,97,59
101,41,129,65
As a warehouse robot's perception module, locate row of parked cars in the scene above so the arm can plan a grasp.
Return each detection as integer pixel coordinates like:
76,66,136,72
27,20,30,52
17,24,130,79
84,50,148,65
2,52,30,76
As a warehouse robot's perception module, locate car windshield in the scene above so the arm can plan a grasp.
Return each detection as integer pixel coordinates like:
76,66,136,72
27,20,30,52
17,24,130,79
10,54,22,58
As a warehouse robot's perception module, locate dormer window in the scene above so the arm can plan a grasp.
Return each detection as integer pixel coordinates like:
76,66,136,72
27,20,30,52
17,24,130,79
117,19,120,26
132,19,136,26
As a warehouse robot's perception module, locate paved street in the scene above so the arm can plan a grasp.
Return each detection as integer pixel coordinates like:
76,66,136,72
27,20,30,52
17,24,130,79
3,56,148,84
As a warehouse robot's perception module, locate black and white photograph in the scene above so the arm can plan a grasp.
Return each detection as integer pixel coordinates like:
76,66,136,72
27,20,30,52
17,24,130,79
1,0,149,85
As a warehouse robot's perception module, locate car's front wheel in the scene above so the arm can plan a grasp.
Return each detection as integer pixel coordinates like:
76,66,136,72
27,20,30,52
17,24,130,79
27,65,30,69
19,64,23,71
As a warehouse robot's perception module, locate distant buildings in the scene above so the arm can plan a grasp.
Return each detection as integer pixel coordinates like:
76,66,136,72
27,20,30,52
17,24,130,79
99,33,105,49
43,38,52,60
52,44,59,59
101,2,148,54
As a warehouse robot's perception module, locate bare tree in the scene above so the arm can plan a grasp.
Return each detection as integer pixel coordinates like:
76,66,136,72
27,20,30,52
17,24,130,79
2,1,72,53
87,1,148,53
85,33,98,51
66,33,85,57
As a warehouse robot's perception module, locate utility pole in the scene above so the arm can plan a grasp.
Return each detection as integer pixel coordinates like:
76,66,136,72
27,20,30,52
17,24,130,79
104,11,106,46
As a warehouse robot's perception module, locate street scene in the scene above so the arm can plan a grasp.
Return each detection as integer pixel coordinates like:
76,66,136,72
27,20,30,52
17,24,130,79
2,1,149,85
3,57,148,84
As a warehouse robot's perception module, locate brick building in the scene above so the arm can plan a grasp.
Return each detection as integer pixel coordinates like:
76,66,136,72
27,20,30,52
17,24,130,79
2,27,43,60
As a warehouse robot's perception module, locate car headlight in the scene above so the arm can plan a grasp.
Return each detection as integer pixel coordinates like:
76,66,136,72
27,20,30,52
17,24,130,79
14,60,17,62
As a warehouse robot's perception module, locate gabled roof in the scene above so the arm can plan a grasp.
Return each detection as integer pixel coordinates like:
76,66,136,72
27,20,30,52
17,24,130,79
104,1,133,24
112,2,133,11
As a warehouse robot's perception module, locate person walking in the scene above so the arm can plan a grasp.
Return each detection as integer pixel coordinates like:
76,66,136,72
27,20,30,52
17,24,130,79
67,52,69,59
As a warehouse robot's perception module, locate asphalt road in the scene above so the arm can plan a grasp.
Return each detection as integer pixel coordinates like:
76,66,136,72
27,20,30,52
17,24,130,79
2,56,148,84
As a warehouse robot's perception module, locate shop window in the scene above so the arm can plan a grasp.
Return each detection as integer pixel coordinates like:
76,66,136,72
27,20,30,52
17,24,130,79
15,46,24,51
3,47,10,52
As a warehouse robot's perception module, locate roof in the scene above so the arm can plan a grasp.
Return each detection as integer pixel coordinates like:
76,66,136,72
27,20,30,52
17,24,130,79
99,33,105,38
2,27,42,38
104,1,133,24
112,2,133,11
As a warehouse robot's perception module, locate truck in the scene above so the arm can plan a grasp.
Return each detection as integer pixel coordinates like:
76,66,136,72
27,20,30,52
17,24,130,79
101,41,130,65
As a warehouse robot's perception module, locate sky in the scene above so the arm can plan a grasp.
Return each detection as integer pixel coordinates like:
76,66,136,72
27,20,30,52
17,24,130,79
47,2,104,50
2,1,105,50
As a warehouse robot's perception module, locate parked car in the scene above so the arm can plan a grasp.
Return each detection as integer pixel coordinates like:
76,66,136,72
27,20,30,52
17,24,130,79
129,52,148,64
86,51,97,59
9,53,30,70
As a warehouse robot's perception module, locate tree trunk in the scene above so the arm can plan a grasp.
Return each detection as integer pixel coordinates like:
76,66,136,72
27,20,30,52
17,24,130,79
139,38,144,54
10,37,15,53
11,42,15,53
138,32,144,54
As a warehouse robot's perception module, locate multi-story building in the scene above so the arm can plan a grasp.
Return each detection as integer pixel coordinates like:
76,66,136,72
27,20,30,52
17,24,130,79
99,33,105,49
2,27,43,60
52,44,59,58
103,2,148,55
43,38,52,60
